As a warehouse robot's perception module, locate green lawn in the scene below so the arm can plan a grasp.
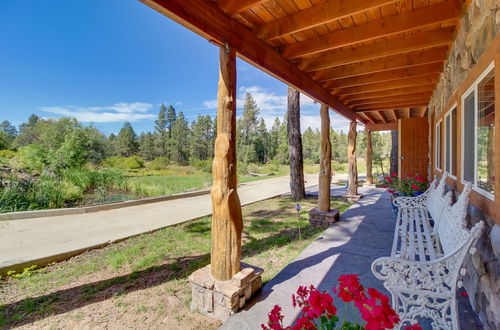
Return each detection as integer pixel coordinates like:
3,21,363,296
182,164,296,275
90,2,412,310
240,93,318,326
0,196,351,329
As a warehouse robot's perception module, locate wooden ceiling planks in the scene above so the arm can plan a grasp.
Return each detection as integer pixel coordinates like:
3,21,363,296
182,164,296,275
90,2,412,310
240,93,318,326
142,0,464,125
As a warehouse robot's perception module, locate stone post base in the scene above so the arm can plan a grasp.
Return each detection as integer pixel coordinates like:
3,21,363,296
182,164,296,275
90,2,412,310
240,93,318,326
188,263,263,322
344,194,363,202
309,207,339,226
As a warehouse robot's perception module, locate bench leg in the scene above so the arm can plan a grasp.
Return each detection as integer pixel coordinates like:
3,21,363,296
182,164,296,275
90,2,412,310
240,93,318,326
390,291,457,330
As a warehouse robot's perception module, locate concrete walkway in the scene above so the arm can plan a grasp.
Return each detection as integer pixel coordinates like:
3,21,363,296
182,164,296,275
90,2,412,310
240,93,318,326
221,187,481,329
0,174,317,273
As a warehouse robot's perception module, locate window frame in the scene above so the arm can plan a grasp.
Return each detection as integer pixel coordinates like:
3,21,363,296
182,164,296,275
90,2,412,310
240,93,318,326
444,103,457,180
435,119,442,172
460,61,495,200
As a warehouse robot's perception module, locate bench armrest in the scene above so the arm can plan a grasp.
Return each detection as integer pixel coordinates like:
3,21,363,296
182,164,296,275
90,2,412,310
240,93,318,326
392,190,429,209
371,254,464,295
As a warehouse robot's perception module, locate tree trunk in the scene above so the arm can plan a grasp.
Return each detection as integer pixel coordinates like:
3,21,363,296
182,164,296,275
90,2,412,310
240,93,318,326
210,47,243,281
287,87,305,201
390,130,398,176
318,104,331,212
365,128,373,184
347,121,358,196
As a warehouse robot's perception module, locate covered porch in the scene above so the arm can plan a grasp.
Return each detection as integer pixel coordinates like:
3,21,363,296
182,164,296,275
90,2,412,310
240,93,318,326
138,0,499,328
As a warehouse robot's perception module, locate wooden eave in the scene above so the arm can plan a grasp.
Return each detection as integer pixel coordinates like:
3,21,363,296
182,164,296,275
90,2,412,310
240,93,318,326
140,0,466,127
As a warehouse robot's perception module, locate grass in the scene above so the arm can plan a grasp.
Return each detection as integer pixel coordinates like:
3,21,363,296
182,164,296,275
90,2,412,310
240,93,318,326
0,196,351,328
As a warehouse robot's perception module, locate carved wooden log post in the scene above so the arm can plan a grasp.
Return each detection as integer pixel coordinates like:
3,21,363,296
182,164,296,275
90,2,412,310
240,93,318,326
211,47,243,281
347,121,358,196
318,104,331,212
366,127,373,184
390,130,398,176
287,87,305,201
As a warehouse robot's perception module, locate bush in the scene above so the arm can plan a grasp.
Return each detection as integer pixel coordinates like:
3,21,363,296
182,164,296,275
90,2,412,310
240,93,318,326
62,167,125,191
148,157,169,170
15,144,49,171
0,150,17,159
190,159,212,173
104,156,144,169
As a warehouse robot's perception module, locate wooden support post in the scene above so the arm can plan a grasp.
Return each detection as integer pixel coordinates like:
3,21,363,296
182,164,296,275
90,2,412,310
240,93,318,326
390,130,398,176
347,121,358,196
210,46,243,281
366,127,373,184
288,87,306,200
318,104,331,212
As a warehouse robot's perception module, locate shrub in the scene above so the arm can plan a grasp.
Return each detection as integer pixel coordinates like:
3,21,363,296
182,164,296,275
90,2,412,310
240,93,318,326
15,144,49,171
0,150,17,159
104,156,144,169
148,157,169,170
190,159,212,173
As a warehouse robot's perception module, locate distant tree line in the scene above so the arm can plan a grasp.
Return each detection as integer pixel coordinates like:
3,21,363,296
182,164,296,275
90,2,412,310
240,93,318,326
0,92,391,172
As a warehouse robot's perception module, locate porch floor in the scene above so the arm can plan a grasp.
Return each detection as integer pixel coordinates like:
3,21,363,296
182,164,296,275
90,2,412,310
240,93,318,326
221,187,482,329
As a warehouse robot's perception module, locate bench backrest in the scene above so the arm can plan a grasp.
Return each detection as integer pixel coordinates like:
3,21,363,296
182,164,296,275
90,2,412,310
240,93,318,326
437,182,473,256
426,173,449,231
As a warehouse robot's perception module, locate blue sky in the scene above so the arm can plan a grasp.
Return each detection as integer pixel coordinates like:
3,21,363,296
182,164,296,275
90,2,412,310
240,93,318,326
0,0,350,135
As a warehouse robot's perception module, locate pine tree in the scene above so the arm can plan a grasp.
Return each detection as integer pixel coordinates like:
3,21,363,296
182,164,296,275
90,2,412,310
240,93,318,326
170,112,190,165
155,104,168,157
117,122,138,157
166,105,177,138
191,115,214,161
0,120,17,137
268,117,281,161
253,118,269,164
139,132,156,161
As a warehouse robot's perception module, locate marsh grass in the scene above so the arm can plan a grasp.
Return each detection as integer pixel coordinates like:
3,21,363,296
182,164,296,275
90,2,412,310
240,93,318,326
0,196,351,327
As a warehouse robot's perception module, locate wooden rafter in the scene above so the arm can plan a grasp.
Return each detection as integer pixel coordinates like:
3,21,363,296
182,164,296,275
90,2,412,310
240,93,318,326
217,0,267,15
364,112,379,124
392,109,398,121
355,102,430,112
298,29,454,72
140,0,361,122
254,0,397,41
347,92,432,106
311,47,448,81
378,111,389,123
350,97,430,109
284,0,460,59
339,85,436,101
332,76,439,96
323,63,443,89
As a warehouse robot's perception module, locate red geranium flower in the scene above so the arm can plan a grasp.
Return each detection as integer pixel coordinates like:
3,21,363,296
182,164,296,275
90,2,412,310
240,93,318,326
460,291,468,297
391,171,397,177
262,305,285,330
388,189,395,194
411,184,420,190
355,288,400,330
381,185,388,188
336,274,365,302
307,290,336,318
405,324,423,330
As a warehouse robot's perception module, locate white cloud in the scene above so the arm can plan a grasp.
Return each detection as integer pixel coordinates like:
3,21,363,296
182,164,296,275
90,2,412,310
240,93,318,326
41,102,155,123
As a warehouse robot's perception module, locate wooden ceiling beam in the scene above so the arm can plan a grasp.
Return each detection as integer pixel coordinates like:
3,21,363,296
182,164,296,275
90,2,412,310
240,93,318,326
140,0,362,122
347,92,433,106
339,85,436,101
392,110,399,121
366,122,398,131
284,0,461,59
403,108,411,119
332,76,439,96
355,102,429,112
254,0,397,41
299,29,454,72
311,47,448,81
349,97,431,109
418,106,428,117
323,63,443,89
217,0,267,15
364,112,379,124
377,111,389,123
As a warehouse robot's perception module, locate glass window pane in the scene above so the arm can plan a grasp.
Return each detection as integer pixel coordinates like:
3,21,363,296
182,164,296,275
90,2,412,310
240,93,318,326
445,115,451,172
477,70,495,194
452,108,457,176
463,92,475,182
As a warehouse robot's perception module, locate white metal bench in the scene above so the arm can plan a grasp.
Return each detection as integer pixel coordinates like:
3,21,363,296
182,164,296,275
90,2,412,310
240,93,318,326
372,182,484,329
391,174,450,259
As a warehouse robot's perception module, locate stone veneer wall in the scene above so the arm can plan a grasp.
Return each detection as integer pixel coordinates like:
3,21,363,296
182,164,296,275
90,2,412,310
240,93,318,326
430,1,500,328
429,0,500,116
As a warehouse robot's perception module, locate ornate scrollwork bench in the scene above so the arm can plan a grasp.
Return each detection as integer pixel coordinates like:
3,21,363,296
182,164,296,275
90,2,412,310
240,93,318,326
372,179,484,329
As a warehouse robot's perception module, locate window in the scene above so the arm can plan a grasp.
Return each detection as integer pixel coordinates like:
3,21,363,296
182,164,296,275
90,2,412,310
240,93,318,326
461,63,495,198
444,106,458,177
435,120,442,170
